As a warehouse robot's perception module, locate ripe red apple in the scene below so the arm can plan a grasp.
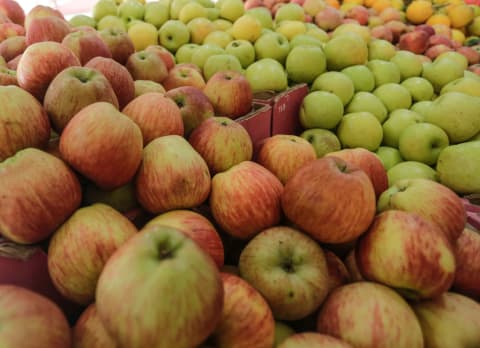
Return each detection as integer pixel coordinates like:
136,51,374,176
145,44,176,71
314,6,343,31
143,209,224,268
398,30,430,54
125,50,168,83
17,41,80,101
281,156,376,244
0,35,25,61
324,250,351,292
61,30,111,65
0,0,24,25
279,333,353,348
371,25,394,42
0,22,24,41
84,56,135,109
43,66,119,133
0,285,71,347
165,85,214,136
452,228,480,299
60,102,143,190
345,5,369,26
456,46,480,65
425,44,453,60
135,135,211,214
0,148,81,244
203,70,253,119
25,16,71,46
0,65,16,85
98,28,135,65
73,304,118,348
122,92,184,144
162,64,206,91
211,272,275,348
189,116,253,175
427,34,454,48
414,23,436,37
24,4,64,31
210,161,283,239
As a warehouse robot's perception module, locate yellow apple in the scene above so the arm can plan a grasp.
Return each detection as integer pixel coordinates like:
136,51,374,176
213,18,233,31
231,15,262,42
128,21,159,51
187,17,216,44
203,30,234,47
179,2,208,23
219,0,245,22
275,20,307,41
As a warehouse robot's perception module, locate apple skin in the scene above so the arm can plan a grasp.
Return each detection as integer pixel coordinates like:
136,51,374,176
188,116,253,175
203,70,253,119
0,148,81,244
125,50,168,84
0,285,71,348
43,66,119,133
211,272,275,348
411,292,480,347
6,52,20,69
257,134,317,185
356,210,456,300
61,30,112,65
343,249,364,282
73,304,118,348
98,28,135,65
281,156,376,244
398,30,430,54
84,56,135,110
279,333,353,348
17,41,81,101
134,79,166,97
0,66,16,85
162,64,206,91
324,250,351,292
0,22,24,41
24,5,65,30
0,35,26,61
25,16,71,46
210,161,283,239
326,148,388,198
0,0,25,26
60,102,143,190
239,226,330,321
377,178,466,243
122,92,184,144
135,135,211,214
145,44,176,71
96,226,224,348
317,282,424,348
452,228,480,299
0,85,50,161
48,203,137,305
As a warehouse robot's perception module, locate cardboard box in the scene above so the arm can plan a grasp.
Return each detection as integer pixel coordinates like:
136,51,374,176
236,102,272,155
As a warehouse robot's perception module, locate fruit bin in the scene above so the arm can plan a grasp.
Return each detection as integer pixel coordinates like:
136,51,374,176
235,101,272,155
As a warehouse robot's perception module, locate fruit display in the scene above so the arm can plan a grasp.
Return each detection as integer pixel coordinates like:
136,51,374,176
1,0,480,346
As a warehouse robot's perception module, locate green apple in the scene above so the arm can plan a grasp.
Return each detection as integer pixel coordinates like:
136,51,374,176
179,2,208,23
254,32,290,65
159,20,191,52
203,30,233,48
345,91,388,123
387,161,438,186
390,50,423,81
118,0,145,21
305,25,329,43
422,55,466,93
190,43,225,70
375,146,403,171
218,0,245,22
274,321,295,347
382,108,423,148
373,83,412,112
337,111,383,151
206,7,220,20
436,51,468,71
187,17,216,45
401,77,435,102
275,20,307,41
212,19,233,31
311,71,354,106
324,32,368,71
436,141,480,194
300,128,342,158
341,65,375,92
231,14,262,42
440,76,480,97
97,15,127,32
175,43,200,63
170,0,190,19
246,7,273,29
93,0,118,22
368,39,397,61
285,45,326,84
144,1,169,28
126,19,144,30
69,14,96,28
203,54,242,80
196,0,215,8
398,123,450,166
367,59,401,86
289,34,323,49
299,91,344,129
225,39,255,68
274,3,305,23
245,58,288,93
464,69,480,81
410,100,433,118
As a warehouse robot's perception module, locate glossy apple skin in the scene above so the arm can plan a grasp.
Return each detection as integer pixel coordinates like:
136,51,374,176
0,285,71,348
73,304,118,348
279,332,353,348
61,30,112,65
25,16,71,46
210,161,283,239
0,148,81,244
453,228,480,299
60,102,143,190
282,156,376,244
356,210,456,300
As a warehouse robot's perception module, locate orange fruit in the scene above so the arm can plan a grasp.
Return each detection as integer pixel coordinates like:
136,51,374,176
406,0,434,24
426,13,451,26
447,4,474,28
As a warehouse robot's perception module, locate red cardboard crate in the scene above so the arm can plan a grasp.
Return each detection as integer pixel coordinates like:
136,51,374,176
236,102,272,156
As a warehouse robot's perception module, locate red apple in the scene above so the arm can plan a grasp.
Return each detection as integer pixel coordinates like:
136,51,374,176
61,30,111,65
98,28,135,65
24,5,64,30
371,25,394,42
135,135,211,214
427,34,454,48
189,116,253,175
452,228,480,299
0,65,16,85
314,6,343,31
385,20,408,43
0,22,24,42
210,161,283,239
84,56,135,109
60,102,143,190
25,16,71,46
162,64,206,91
345,5,369,26
122,92,184,144
414,23,435,37
165,85,214,136
425,43,453,60
6,52,19,69
456,46,480,65
0,0,24,26
0,285,71,347
43,66,119,132
176,62,202,74
398,30,430,54
379,7,402,22
0,148,81,244
325,250,351,292
279,333,353,348
17,41,80,101
0,85,50,161
282,156,376,244
0,12,11,24
0,34,25,61
125,50,168,83
73,304,118,348
145,44,176,71
143,209,224,268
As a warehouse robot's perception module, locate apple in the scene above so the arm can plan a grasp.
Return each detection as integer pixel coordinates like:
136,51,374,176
96,225,224,348
203,70,253,119
299,91,344,130
422,55,466,93
0,35,25,62
60,102,143,190
345,91,388,123
135,135,211,213
218,0,245,22
275,3,304,22
118,0,145,21
411,292,480,347
279,333,353,348
0,65,16,85
286,44,326,84
84,56,135,110
245,58,288,93
24,4,64,29
441,76,480,97
96,15,126,32
311,71,354,106
203,54,243,81
225,39,255,68
345,5,369,25
384,20,408,42
246,6,273,29
299,128,341,158
0,0,24,26
17,41,80,101
73,304,117,348
410,100,433,118
366,59,401,86
178,1,207,24
275,20,307,41
398,30,430,54
400,76,434,102
0,285,71,347
382,108,423,148
453,228,480,299
145,44,176,71
375,146,403,170
162,63,206,91
324,32,368,71
324,250,351,292
314,6,343,31
0,148,81,244
190,43,225,71
159,20,191,53
337,111,383,151
387,160,438,186
125,50,168,84
368,37,397,61
289,33,323,49
25,16,71,46
144,1,169,28
134,80,165,97
92,0,117,22
282,156,376,244
317,282,424,347
83,181,138,213
0,22,24,41
169,0,190,19
0,85,51,161
69,14,96,28
61,30,111,65
390,50,423,81
370,25,393,42
425,44,454,60
274,322,296,347
340,64,375,92
254,32,290,65
373,83,412,113
209,161,283,239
